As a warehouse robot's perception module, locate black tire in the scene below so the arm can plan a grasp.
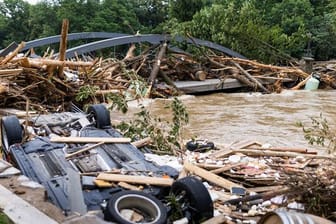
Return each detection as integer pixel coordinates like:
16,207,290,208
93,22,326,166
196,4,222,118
1,116,23,154
104,190,167,224
171,176,213,222
186,140,215,152
87,104,111,129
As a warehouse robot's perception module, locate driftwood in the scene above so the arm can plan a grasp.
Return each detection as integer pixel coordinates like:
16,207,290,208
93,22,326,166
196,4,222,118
96,173,174,186
0,37,330,112
146,42,167,97
184,162,245,190
0,42,25,65
58,19,69,78
231,61,270,93
65,142,104,159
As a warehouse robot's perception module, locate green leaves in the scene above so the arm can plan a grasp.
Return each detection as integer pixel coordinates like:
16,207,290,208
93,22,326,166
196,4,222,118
115,97,189,155
297,113,336,154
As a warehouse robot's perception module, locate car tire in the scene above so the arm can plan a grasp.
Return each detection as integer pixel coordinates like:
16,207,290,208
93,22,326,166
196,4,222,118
185,140,215,152
87,104,111,129
1,116,23,154
171,176,213,222
104,190,167,224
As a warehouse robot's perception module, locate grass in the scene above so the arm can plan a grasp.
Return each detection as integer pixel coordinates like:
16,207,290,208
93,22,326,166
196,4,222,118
0,212,13,224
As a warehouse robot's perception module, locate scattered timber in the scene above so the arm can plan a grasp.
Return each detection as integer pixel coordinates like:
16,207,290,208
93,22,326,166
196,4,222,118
1,37,335,112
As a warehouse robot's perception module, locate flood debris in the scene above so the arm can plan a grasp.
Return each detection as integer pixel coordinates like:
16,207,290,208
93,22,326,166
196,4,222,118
1,37,336,113
184,140,336,223
0,104,335,223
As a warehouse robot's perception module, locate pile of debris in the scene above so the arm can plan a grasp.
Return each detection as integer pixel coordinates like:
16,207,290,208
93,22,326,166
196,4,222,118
2,38,336,113
0,105,335,223
180,140,336,223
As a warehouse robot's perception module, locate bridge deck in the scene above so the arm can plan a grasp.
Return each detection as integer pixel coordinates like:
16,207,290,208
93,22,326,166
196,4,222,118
174,78,245,93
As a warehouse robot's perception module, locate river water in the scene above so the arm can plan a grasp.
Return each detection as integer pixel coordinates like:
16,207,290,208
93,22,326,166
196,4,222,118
118,89,336,151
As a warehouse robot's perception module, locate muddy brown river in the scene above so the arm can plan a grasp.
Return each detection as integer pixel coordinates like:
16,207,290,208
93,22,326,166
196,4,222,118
117,89,336,151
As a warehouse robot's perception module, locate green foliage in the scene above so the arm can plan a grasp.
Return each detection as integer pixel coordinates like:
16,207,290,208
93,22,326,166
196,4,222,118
86,0,142,34
2,0,336,61
28,1,59,39
75,85,99,102
0,0,30,46
133,0,168,32
0,212,13,224
169,0,204,22
107,93,128,114
115,97,189,155
297,113,336,154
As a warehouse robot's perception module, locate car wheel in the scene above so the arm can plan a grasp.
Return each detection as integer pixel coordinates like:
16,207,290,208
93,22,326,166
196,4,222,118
185,140,215,152
104,190,167,224
1,116,23,155
171,176,213,222
87,104,111,129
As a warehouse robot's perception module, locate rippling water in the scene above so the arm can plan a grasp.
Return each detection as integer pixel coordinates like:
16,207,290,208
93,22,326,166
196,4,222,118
116,90,336,151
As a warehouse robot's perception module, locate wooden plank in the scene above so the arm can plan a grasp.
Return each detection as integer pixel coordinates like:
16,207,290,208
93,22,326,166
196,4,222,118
0,42,25,65
0,69,23,76
94,179,114,188
211,163,244,174
247,185,285,193
118,182,141,191
131,137,152,148
248,146,317,154
211,140,261,159
96,173,174,187
58,19,69,78
183,162,245,191
65,142,104,159
233,149,335,160
15,58,93,68
0,108,37,117
50,136,131,144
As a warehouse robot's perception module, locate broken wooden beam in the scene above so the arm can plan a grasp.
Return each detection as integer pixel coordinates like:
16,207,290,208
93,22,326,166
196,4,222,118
0,42,25,65
58,19,69,79
233,149,334,160
65,142,104,159
183,162,245,191
232,61,271,93
145,42,167,97
131,137,152,148
50,136,131,144
16,58,93,68
96,173,174,187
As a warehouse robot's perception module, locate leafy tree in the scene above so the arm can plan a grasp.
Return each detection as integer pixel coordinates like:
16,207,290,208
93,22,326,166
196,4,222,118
133,0,168,32
86,0,141,34
0,14,7,47
307,0,336,60
0,0,30,46
169,0,204,22
56,0,102,33
28,1,59,40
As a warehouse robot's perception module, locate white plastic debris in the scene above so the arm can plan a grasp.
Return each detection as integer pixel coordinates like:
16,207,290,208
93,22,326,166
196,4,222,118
18,175,44,189
228,155,241,163
144,153,183,171
247,205,258,216
261,200,272,207
20,181,44,189
17,175,30,182
271,195,287,204
209,191,219,202
287,202,305,210
173,217,189,224
261,143,272,149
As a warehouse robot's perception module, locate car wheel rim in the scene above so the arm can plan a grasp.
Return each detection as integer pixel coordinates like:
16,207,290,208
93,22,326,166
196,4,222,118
114,194,161,224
